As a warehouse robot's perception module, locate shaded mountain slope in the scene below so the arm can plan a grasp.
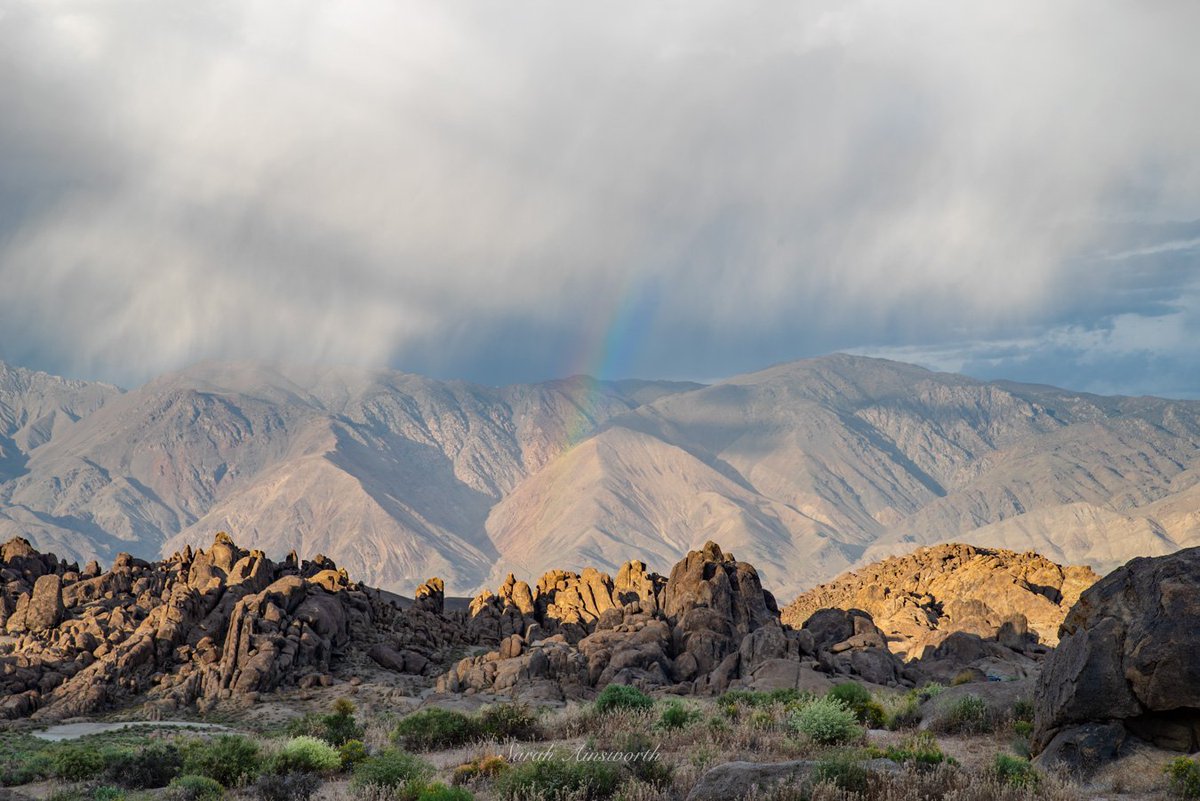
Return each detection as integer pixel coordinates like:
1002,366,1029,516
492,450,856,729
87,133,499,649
2,354,1200,597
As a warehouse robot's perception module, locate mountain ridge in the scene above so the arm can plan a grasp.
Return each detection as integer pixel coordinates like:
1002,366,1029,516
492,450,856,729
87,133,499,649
1,354,1198,598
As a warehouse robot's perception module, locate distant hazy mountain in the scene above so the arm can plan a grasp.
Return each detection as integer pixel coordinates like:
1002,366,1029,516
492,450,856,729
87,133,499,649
1,354,1198,598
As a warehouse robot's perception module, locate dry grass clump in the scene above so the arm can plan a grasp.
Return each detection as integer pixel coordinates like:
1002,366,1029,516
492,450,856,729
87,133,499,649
745,764,1082,801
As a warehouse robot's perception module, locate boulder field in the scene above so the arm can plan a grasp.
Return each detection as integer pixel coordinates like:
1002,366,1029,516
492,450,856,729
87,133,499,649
0,533,1104,723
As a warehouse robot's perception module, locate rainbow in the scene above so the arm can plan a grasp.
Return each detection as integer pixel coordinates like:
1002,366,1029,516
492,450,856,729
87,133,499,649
558,277,662,449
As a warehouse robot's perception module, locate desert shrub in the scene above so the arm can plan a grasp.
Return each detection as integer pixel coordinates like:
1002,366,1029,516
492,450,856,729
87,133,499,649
415,783,474,801
767,688,805,706
789,697,862,745
92,787,125,801
916,683,945,701
1167,756,1200,798
351,748,433,790
812,753,871,794
339,739,369,768
393,708,480,751
268,736,342,775
1011,698,1035,724
479,703,540,741
166,774,225,801
1,763,40,787
103,742,183,788
51,744,107,782
828,683,885,728
1011,719,1034,759
828,682,871,710
716,689,761,708
991,753,1039,788
881,697,921,731
595,684,654,714
494,758,621,801
181,734,261,787
881,732,953,769
284,714,327,739
452,755,509,786
656,700,699,730
285,699,363,747
930,694,992,735
253,771,322,801
613,732,671,789
324,698,365,746
951,669,979,686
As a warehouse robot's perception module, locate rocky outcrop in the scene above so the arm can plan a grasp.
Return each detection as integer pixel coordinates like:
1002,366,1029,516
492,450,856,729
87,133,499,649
0,533,463,720
414,578,445,614
1034,547,1200,759
439,542,913,700
3,534,1040,720
801,608,916,687
782,544,1098,679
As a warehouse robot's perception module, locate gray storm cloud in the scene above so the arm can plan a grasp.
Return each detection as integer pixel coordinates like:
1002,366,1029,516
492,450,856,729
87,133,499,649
1,1,1199,393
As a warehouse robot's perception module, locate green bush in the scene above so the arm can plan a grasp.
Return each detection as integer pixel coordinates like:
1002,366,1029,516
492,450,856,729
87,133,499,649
992,753,1039,788
881,732,952,769
1011,698,1035,724
881,696,920,731
283,714,326,739
252,771,321,801
93,787,125,801
932,694,992,735
494,758,621,801
51,744,107,782
828,683,885,728
325,698,364,746
594,684,654,714
479,703,540,741
284,698,363,746
1167,757,1200,798
351,748,434,790
103,742,183,788
916,683,945,701
166,774,225,801
338,739,369,768
828,682,871,709
181,735,261,787
393,708,480,751
416,783,474,801
656,700,699,730
268,736,342,775
789,697,862,745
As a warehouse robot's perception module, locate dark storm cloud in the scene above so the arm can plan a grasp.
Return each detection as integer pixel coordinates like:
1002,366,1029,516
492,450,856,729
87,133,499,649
1,1,1199,395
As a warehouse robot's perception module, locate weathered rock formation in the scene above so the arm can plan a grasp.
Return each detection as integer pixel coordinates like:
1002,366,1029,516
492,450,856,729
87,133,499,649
0,533,462,720
438,542,913,701
1034,547,1200,764
782,544,1098,680
4,534,1066,721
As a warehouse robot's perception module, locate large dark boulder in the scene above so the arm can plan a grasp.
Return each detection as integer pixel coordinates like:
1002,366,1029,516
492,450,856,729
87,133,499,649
1034,547,1200,756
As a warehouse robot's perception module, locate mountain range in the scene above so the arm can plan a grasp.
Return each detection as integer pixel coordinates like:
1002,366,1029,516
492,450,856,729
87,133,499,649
1,354,1198,598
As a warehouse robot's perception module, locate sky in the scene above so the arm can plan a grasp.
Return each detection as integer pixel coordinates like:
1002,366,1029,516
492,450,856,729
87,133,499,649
2,2,1200,397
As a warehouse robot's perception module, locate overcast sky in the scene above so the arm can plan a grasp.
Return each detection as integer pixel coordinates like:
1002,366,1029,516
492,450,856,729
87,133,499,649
2,2,1200,396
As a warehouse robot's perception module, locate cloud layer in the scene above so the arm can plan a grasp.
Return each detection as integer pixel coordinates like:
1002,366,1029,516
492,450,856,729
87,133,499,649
2,1,1199,394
